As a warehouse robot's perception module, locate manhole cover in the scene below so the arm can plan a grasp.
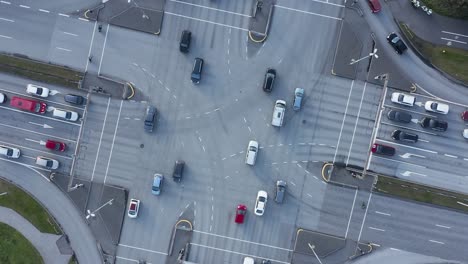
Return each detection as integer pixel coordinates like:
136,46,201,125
140,144,144,148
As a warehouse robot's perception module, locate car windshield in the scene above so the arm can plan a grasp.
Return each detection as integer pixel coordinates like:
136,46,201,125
37,88,43,94
34,103,41,112
152,186,159,191
46,160,52,167
249,146,257,152
237,209,246,215
6,149,12,156
398,94,404,101
392,36,400,43
65,112,71,119
258,197,266,202
431,103,438,109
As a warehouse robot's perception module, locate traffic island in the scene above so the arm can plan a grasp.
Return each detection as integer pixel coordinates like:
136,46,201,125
167,205,194,264
248,0,274,43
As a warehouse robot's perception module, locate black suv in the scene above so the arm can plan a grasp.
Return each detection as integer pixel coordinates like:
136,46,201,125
64,94,85,105
391,130,418,143
144,106,157,132
263,68,276,92
179,30,191,53
173,160,185,182
419,117,448,131
387,32,407,54
387,110,412,123
191,58,204,84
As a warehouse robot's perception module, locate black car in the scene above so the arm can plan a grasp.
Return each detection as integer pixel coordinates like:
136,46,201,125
173,160,185,182
419,117,448,131
263,68,276,92
387,110,412,123
191,58,204,84
179,30,191,53
144,106,157,132
64,94,85,105
387,32,408,54
391,130,418,143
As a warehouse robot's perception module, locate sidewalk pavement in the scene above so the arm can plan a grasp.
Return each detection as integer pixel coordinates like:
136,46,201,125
0,206,72,264
387,0,468,50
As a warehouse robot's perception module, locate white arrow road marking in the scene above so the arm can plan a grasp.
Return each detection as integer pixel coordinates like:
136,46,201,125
415,102,423,107
49,90,60,95
401,171,427,177
28,122,53,129
400,153,426,159
25,139,46,145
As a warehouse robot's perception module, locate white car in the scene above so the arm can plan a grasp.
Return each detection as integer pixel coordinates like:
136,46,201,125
35,156,59,169
463,129,468,139
243,257,255,264
245,140,259,165
391,92,415,107
53,108,79,121
254,190,268,216
424,101,449,114
0,93,6,103
0,145,20,158
26,84,50,98
271,100,286,127
127,199,140,218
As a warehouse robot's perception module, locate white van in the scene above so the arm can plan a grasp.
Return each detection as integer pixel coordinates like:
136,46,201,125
271,100,286,127
245,140,259,165
243,257,255,264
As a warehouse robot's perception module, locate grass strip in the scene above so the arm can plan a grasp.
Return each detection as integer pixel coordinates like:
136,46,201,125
374,176,468,212
400,23,468,85
0,222,44,264
0,53,83,88
0,179,62,235
420,0,468,20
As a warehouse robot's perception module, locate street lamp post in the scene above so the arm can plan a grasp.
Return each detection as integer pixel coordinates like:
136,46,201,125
350,49,379,65
86,199,114,220
308,243,324,264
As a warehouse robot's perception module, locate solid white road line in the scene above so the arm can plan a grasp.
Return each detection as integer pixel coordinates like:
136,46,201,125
84,21,97,73
275,5,342,20
435,224,451,229
375,211,391,216
441,37,467,44
346,82,367,164
0,123,76,143
442,30,468,38
376,139,437,154
344,188,358,239
165,12,248,31
303,0,345,7
0,17,14,22
98,24,110,75
0,157,51,176
368,227,385,232
372,156,426,168
357,192,373,241
190,243,290,264
0,88,84,110
90,97,110,182
429,239,445,245
332,80,354,164
1,139,72,160
193,229,293,251
0,106,80,126
103,100,123,184
170,0,251,17
116,256,151,263
118,244,167,255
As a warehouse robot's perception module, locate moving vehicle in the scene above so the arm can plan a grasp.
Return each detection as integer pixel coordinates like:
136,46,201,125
173,160,185,182
35,156,59,169
179,30,191,53
387,110,412,123
52,108,79,121
367,0,381,12
263,68,276,92
293,88,304,111
235,204,247,224
461,110,468,121
26,84,49,98
419,117,448,131
463,129,468,139
64,94,85,105
245,140,259,166
191,58,204,84
243,257,255,264
144,106,157,132
45,140,66,152
0,93,6,103
0,145,20,158
391,130,418,143
424,101,449,114
387,33,408,54
10,96,47,114
371,143,395,156
271,100,286,127
254,190,268,216
152,174,164,195
391,92,415,106
275,180,287,203
127,199,140,218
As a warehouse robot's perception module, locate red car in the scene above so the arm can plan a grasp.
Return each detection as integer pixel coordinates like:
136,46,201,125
461,110,468,121
368,0,381,13
371,143,395,156
235,204,247,224
10,96,46,114
45,140,66,152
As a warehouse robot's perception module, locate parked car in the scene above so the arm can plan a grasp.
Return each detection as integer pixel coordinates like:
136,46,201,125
254,190,268,216
26,84,49,98
263,68,276,92
387,33,408,54
424,101,449,114
243,257,255,264
35,156,59,169
144,106,157,132
463,129,468,139
419,117,448,131
235,204,247,224
391,130,418,143
53,108,79,121
179,30,191,53
0,93,6,103
173,160,185,182
191,58,204,84
0,145,20,158
45,140,66,152
275,180,287,203
64,94,85,105
271,100,286,127
391,92,415,106
293,88,304,111
461,110,468,121
371,143,395,156
152,174,164,195
10,96,46,114
387,110,412,123
262,260,272,264
245,140,259,165
367,0,381,12
127,199,140,218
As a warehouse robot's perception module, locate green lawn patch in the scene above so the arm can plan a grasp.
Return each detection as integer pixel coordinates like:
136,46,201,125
0,53,83,88
400,23,468,85
374,176,468,212
0,222,44,264
0,179,61,235
420,0,468,19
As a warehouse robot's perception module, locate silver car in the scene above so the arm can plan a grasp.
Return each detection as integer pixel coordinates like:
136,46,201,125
293,88,304,111
152,174,164,195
